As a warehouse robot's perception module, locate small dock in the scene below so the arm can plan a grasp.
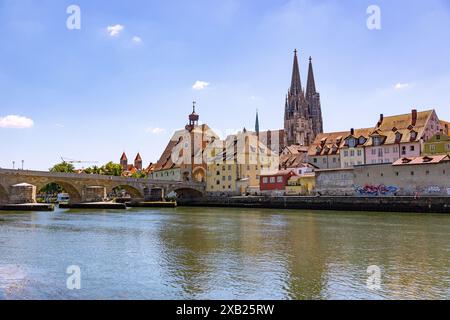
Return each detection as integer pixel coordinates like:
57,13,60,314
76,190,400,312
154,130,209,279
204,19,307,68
127,201,177,208
0,203,55,212
59,202,127,210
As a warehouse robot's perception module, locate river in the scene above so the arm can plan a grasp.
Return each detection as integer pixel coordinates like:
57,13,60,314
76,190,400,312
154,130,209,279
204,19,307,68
0,207,449,300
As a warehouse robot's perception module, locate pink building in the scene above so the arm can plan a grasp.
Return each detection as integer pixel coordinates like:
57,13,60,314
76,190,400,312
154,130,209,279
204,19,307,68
364,109,441,164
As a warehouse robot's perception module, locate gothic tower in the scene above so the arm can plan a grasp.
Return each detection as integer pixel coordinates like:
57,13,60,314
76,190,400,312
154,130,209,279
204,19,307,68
306,57,323,137
284,50,315,146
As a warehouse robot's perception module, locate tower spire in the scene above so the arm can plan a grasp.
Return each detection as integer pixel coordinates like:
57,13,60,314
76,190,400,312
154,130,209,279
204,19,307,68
290,49,302,94
306,56,316,99
255,109,260,135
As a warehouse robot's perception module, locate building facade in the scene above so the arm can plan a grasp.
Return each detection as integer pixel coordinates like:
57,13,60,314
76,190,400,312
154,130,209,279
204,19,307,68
153,104,219,182
308,131,347,169
364,109,441,164
423,133,450,155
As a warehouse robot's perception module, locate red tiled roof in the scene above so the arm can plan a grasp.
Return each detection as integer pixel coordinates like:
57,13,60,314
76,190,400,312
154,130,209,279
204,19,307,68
393,155,450,166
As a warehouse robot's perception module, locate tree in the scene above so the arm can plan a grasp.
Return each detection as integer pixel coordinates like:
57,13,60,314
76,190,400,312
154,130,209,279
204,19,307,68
100,162,123,176
50,162,75,173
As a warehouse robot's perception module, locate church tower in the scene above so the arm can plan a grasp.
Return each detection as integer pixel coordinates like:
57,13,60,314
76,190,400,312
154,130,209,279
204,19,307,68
306,57,323,137
284,50,315,146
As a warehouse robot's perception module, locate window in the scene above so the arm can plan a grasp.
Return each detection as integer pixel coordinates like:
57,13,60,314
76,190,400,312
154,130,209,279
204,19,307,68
270,177,276,183
348,138,356,148
222,176,226,181
333,158,337,163
384,148,389,154
344,150,349,157
323,158,327,164
222,166,226,171
216,171,220,176
401,146,406,155
216,180,220,185
411,171,414,176
393,146,398,153
371,149,376,155
373,136,382,146
410,146,415,151
263,177,268,184
350,150,355,157
378,148,383,157
228,165,232,170
277,176,283,183
426,171,430,175
357,150,362,156
430,145,436,152
313,158,318,163
228,175,232,181
395,172,399,176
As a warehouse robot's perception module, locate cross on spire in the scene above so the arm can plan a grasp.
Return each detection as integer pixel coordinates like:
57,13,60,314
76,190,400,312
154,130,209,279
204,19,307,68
192,101,196,113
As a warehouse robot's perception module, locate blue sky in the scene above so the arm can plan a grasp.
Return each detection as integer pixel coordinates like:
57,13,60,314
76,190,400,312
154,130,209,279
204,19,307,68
1,0,450,170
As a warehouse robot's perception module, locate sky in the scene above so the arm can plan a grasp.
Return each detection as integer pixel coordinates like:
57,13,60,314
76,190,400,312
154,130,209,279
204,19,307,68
1,0,450,170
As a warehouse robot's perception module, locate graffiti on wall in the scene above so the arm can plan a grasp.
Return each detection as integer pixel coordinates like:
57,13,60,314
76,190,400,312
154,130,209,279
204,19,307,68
423,186,441,194
354,184,399,196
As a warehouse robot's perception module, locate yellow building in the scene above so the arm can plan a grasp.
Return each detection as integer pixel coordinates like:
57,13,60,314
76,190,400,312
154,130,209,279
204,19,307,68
423,133,450,155
206,130,278,195
285,173,316,195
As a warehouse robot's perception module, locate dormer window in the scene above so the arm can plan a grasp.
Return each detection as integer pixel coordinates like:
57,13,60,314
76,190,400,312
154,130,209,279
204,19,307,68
395,132,402,142
410,131,418,141
373,136,382,146
359,137,366,145
348,138,356,148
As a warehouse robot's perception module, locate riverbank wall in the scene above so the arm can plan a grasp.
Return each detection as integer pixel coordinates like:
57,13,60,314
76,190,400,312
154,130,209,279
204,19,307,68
179,196,450,213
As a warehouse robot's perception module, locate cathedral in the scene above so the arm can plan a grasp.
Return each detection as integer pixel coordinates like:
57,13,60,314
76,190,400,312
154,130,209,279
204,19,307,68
284,50,323,147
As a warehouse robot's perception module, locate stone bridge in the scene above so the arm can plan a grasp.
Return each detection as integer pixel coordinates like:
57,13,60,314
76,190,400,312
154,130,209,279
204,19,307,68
0,169,205,204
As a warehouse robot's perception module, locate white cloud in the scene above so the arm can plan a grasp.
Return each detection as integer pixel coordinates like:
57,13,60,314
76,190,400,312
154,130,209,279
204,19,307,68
132,36,142,43
107,24,124,37
0,115,34,129
394,83,410,90
146,127,166,135
192,81,210,90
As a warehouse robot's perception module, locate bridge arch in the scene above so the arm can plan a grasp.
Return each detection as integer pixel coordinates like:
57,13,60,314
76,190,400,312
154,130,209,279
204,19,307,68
111,185,144,199
37,181,82,203
0,184,9,204
171,187,203,200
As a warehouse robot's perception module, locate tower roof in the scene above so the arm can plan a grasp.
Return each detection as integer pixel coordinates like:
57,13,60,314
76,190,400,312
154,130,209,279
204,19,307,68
255,109,260,134
290,49,302,94
135,153,142,161
306,56,317,99
189,101,199,122
120,152,127,161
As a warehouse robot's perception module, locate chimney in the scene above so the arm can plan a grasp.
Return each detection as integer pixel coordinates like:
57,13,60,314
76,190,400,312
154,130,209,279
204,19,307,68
350,128,355,136
378,114,384,127
411,109,417,126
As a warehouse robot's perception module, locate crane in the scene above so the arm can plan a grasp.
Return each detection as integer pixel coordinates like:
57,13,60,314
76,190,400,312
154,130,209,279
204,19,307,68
60,157,99,165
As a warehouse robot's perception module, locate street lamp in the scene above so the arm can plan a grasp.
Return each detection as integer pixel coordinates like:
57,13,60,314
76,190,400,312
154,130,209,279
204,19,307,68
12,161,15,170
21,160,24,170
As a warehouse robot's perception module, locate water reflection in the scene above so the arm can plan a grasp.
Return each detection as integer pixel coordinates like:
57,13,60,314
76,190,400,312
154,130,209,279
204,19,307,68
0,208,449,299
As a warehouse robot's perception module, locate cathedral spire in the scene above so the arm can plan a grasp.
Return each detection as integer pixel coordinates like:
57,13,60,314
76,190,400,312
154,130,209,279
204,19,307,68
290,49,302,94
255,109,260,135
306,56,316,99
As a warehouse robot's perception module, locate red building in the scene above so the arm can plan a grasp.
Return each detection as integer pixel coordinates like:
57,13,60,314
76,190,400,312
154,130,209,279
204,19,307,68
260,170,298,191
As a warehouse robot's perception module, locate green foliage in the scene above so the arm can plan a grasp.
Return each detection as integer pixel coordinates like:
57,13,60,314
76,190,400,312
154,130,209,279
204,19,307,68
131,171,148,179
83,162,123,176
101,162,123,176
40,182,64,195
50,162,75,173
